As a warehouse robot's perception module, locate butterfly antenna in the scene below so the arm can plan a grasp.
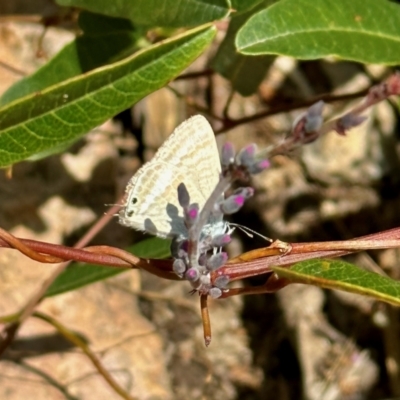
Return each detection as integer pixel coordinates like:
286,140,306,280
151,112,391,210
229,223,273,243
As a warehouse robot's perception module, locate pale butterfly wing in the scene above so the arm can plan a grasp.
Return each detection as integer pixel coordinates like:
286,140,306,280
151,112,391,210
119,115,224,239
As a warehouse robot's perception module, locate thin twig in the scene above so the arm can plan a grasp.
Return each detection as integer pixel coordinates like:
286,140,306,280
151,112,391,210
0,60,27,76
34,311,138,400
0,203,122,355
200,295,211,346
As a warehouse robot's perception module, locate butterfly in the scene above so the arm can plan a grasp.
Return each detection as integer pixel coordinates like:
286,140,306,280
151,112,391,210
119,115,227,241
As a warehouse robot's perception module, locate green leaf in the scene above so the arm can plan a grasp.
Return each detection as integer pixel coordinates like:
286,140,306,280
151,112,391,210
1,12,143,106
236,0,400,65
0,24,216,167
45,237,171,297
231,0,269,14
56,0,230,28
212,0,275,96
272,259,400,306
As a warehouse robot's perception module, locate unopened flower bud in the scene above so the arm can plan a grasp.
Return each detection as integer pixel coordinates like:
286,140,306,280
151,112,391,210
249,159,270,174
185,268,200,282
220,194,245,214
236,143,257,167
220,187,253,214
173,259,186,277
221,142,235,168
304,101,324,133
207,252,228,271
198,253,207,266
238,187,254,199
184,203,199,227
209,287,222,299
214,275,230,288
336,114,367,135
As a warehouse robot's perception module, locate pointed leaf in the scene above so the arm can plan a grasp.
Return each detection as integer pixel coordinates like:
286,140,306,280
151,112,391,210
0,24,216,167
273,259,400,306
45,237,171,297
236,0,400,65
56,0,230,28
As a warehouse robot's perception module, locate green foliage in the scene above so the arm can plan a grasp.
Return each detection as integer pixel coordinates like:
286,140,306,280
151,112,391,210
45,237,171,297
231,0,267,14
0,24,215,167
236,0,400,64
55,0,230,27
273,259,400,306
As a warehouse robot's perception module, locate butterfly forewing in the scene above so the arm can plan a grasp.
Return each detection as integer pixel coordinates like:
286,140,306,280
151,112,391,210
154,116,221,198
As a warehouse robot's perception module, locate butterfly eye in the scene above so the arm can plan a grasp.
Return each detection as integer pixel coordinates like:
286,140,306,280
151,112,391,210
124,197,137,217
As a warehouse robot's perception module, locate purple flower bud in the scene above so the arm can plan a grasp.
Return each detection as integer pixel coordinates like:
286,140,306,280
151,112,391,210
220,187,253,214
184,203,199,228
221,194,245,214
305,101,324,133
307,100,324,117
173,259,186,277
211,233,232,247
187,206,198,220
234,186,254,200
185,267,200,282
198,253,207,266
336,114,367,135
177,183,190,208
236,144,257,167
207,252,228,271
221,142,235,167
249,159,270,174
209,287,222,299
214,275,230,288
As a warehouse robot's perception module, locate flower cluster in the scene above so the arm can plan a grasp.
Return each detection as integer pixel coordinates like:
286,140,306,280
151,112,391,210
171,143,270,298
